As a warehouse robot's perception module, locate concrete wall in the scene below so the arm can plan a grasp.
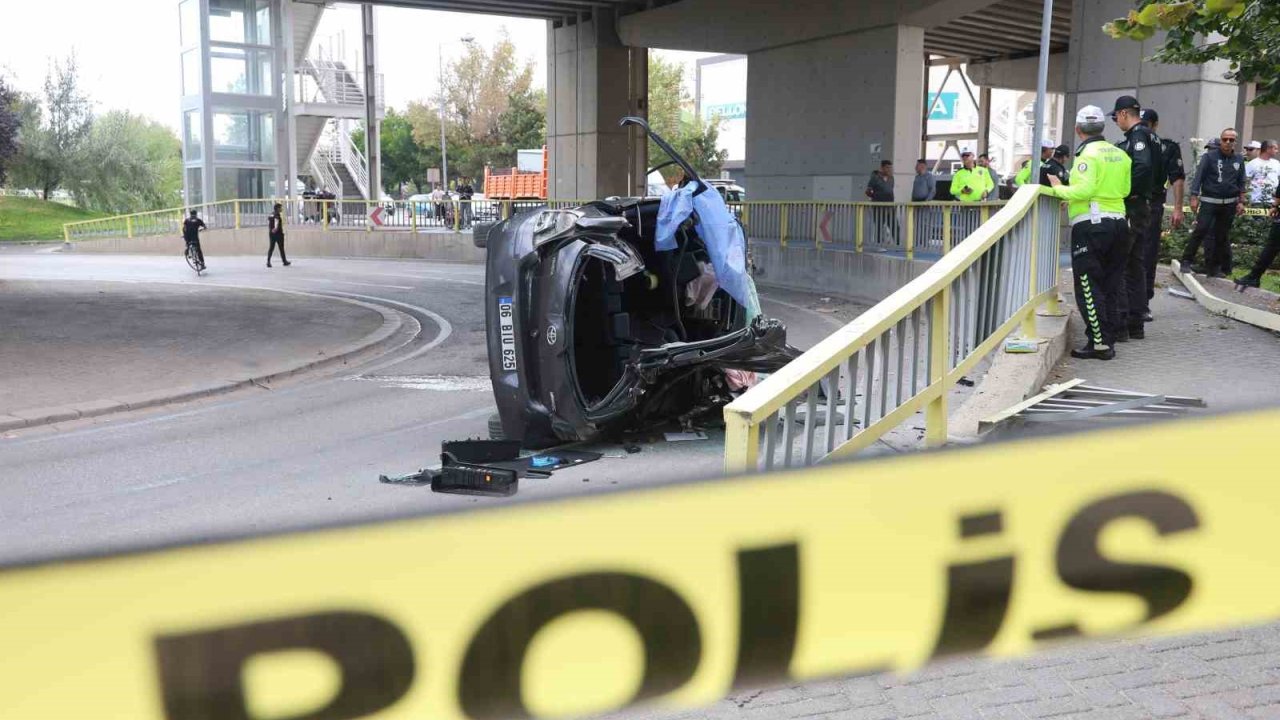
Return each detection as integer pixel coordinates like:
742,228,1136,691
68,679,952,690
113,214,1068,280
750,241,931,304
967,54,1068,93
71,228,486,264
1253,104,1280,144
745,24,925,202
1064,0,1238,148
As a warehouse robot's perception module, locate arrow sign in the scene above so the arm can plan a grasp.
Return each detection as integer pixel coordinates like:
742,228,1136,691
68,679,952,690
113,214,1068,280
818,209,834,244
368,205,385,227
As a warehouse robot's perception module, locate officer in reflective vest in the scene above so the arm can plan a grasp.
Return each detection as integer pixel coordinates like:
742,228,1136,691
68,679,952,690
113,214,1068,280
951,151,992,203
1046,106,1132,361
1111,95,1159,341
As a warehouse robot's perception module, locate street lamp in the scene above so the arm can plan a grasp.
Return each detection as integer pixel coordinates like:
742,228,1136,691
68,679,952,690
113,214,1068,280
439,35,475,190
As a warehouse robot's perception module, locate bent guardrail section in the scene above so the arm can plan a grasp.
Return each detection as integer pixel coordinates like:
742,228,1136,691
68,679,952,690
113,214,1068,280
724,185,1062,473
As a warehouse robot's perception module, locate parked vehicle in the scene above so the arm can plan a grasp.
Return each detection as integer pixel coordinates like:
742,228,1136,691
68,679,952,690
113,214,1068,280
484,117,799,448
707,179,747,203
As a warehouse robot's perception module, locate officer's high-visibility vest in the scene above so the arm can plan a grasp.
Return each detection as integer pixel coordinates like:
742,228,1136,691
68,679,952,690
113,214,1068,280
1014,162,1032,187
1046,136,1130,221
951,167,991,203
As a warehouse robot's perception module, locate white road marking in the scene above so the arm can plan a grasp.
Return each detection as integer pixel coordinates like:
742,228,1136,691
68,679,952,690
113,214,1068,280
354,375,492,392
295,278,415,290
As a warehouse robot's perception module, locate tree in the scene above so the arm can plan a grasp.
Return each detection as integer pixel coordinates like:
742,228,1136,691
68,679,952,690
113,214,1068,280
69,111,181,214
1103,0,1280,105
0,77,21,186
10,54,93,199
673,114,730,179
647,55,728,179
355,110,429,196
438,30,541,182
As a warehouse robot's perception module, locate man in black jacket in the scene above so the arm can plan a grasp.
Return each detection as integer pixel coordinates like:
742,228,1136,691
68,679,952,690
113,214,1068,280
182,209,207,270
1111,96,1159,340
457,177,475,229
1041,145,1070,186
1138,109,1186,321
1181,127,1248,277
267,203,290,268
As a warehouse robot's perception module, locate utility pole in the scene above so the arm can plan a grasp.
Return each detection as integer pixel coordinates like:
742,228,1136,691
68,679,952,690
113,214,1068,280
1032,0,1053,161
439,44,448,190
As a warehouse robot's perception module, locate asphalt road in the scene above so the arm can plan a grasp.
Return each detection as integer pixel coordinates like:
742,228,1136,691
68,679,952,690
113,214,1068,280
0,250,855,564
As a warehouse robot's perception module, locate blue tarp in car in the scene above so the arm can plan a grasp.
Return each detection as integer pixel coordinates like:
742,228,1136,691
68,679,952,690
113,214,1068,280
655,181,761,319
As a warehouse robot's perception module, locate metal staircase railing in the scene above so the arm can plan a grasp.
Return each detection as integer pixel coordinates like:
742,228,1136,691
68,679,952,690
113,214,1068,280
309,151,343,199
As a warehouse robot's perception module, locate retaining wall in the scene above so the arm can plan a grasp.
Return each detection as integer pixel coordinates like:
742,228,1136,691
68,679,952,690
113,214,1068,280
70,228,486,264
750,240,932,304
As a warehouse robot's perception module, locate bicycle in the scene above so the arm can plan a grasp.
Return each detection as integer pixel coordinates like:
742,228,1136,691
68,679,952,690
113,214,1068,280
185,239,205,275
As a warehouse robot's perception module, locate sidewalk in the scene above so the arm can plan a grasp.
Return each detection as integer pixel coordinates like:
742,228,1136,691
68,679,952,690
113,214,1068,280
1048,266,1280,411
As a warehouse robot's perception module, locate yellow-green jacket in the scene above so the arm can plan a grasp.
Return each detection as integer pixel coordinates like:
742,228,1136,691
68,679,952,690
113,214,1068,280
951,167,992,203
1046,137,1130,221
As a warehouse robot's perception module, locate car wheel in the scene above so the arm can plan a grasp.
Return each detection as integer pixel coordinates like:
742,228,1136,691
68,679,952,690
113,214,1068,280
488,412,505,440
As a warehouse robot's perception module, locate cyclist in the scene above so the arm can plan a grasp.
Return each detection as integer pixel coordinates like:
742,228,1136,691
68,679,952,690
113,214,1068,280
183,209,207,270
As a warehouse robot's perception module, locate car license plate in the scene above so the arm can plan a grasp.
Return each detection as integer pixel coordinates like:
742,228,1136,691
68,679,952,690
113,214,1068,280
498,296,517,371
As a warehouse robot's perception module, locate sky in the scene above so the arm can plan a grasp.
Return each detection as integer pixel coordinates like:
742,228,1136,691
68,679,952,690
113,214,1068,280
0,1,701,134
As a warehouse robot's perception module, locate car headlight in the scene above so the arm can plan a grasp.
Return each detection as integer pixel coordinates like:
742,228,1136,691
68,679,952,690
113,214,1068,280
532,209,580,245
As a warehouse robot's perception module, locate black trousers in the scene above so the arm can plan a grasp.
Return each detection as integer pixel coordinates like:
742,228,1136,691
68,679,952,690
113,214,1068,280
1144,196,1165,301
1182,202,1237,274
1118,198,1150,325
268,234,288,263
1071,218,1127,349
1244,222,1280,282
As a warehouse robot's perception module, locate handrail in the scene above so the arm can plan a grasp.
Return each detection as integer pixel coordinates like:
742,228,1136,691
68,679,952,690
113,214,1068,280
723,185,1062,473
309,152,344,199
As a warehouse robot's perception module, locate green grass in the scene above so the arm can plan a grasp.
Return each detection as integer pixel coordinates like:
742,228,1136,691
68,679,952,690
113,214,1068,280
1263,273,1280,295
0,195,108,242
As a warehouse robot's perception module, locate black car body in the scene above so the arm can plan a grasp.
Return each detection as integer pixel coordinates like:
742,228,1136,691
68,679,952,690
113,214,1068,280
484,119,798,448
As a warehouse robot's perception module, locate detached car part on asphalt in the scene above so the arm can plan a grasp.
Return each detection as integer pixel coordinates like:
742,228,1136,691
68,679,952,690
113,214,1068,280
485,117,799,448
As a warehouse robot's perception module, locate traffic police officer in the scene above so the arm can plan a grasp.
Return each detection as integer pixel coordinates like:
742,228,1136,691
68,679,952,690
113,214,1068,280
1138,109,1186,320
952,151,992,203
1110,95,1159,341
1046,105,1132,361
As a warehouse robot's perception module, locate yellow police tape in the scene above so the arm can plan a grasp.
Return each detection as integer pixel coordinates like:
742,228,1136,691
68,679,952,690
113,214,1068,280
3,408,1280,719
1170,205,1271,217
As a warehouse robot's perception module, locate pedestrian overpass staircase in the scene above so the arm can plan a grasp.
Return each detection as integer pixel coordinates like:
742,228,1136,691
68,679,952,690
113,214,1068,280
291,4,383,201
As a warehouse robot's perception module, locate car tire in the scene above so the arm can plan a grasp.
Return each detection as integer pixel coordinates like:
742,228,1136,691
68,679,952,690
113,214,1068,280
488,412,505,441
473,221,495,249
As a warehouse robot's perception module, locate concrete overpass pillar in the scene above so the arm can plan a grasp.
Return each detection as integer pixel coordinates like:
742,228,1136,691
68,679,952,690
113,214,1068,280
745,25,926,201
1065,0,1238,149
547,10,643,200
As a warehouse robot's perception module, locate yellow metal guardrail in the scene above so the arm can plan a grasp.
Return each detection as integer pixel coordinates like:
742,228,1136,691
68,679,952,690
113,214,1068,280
724,200,1004,258
61,197,593,242
63,196,1005,254
724,185,1063,473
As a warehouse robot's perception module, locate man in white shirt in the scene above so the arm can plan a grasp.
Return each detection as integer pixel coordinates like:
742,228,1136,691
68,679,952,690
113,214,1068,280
1245,140,1280,205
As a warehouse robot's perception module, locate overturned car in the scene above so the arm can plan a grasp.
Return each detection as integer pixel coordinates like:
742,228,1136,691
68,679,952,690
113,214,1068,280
485,117,799,448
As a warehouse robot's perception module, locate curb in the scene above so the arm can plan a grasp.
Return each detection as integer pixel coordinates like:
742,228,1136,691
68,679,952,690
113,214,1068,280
0,295,407,434
946,304,1074,443
1171,260,1280,333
